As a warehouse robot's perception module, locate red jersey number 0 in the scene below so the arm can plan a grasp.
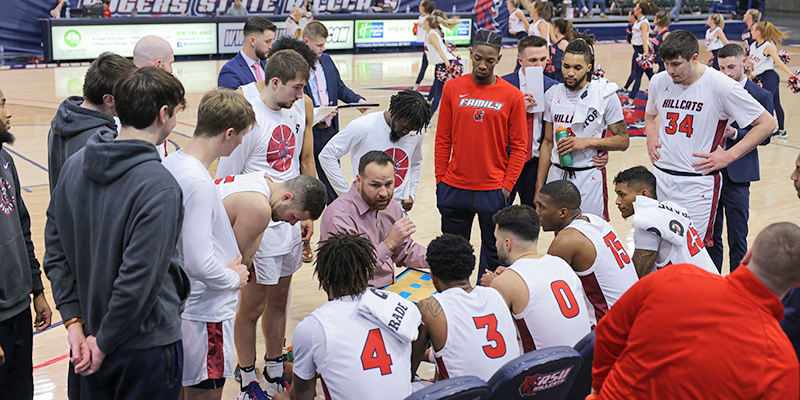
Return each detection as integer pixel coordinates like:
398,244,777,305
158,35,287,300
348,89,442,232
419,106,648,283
473,314,507,359
551,280,580,318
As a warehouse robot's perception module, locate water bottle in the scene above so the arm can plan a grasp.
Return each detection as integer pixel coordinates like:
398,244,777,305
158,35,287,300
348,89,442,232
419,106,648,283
451,5,456,13
564,0,574,20
555,126,573,166
65,7,70,18
0,46,4,64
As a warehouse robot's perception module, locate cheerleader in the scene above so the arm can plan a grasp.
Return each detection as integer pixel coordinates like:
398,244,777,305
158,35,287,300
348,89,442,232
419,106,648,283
749,22,794,139
651,10,671,72
507,0,531,39
705,13,728,70
423,12,461,114
741,8,760,55
550,18,573,83
413,0,435,92
527,0,552,47
623,1,659,108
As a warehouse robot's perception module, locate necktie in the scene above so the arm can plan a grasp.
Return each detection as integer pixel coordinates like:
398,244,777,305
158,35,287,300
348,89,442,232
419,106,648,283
253,61,264,82
314,67,331,127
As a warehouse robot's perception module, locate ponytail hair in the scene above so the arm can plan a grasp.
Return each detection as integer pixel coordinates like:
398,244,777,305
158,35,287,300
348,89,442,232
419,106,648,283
709,13,724,30
654,10,670,28
754,22,789,46
529,0,552,20
427,11,460,30
553,18,574,40
746,8,761,24
638,0,660,16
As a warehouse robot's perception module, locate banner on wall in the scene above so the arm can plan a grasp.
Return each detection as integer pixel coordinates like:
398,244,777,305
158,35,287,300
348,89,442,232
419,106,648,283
354,18,470,47
218,19,353,52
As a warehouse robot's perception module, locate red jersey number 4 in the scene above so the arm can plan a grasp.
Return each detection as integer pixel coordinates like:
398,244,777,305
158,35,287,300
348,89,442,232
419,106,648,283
361,329,393,375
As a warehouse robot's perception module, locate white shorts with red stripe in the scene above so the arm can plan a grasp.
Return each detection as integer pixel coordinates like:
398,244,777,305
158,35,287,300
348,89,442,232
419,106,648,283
251,239,303,285
546,165,609,221
652,166,721,247
181,319,234,387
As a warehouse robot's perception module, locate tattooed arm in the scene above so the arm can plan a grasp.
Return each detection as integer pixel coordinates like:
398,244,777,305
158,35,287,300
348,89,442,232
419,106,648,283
632,249,658,278
411,297,445,376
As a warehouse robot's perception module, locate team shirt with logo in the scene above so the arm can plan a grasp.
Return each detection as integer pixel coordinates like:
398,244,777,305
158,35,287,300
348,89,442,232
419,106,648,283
162,151,241,322
318,111,423,203
632,196,719,275
216,93,306,257
430,286,521,381
434,74,528,192
292,295,413,400
564,214,639,324
749,41,776,76
507,255,593,352
645,66,764,174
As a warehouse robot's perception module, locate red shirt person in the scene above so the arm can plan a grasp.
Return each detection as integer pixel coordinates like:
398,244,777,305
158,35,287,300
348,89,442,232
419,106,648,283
591,222,800,400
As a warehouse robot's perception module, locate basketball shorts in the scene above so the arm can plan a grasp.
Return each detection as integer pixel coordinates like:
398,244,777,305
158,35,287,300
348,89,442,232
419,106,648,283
546,165,609,221
251,239,303,285
181,319,234,387
652,166,721,247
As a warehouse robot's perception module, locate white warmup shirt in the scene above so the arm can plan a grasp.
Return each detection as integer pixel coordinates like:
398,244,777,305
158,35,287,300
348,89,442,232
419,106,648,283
507,255,592,352
543,79,624,168
632,196,719,275
565,214,639,324
430,286,521,381
645,66,765,174
216,94,306,257
292,295,414,400
318,111,423,202
162,151,242,322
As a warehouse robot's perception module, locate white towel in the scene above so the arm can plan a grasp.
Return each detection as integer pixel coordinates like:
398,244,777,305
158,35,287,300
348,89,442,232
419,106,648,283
572,78,619,126
358,288,422,343
631,196,694,248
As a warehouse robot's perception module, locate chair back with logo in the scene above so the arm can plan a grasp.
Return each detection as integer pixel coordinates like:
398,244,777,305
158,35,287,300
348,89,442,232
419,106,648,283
404,376,490,400
566,331,595,400
487,346,582,400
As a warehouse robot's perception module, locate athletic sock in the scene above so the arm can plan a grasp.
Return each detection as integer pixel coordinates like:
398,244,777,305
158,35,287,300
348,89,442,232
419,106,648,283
264,359,284,383
240,365,258,389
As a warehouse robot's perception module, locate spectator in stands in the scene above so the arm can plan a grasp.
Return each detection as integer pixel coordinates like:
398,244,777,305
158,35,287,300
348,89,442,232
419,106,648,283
671,0,681,22
218,17,277,90
133,36,175,74
590,222,800,399
226,0,248,15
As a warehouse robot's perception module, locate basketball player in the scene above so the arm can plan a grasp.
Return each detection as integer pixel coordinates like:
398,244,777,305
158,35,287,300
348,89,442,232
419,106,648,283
161,89,255,399
214,50,314,399
434,29,527,281
645,30,775,247
319,90,431,211
274,233,421,400
482,205,591,352
536,35,629,221
613,166,719,278
411,234,520,381
535,180,638,324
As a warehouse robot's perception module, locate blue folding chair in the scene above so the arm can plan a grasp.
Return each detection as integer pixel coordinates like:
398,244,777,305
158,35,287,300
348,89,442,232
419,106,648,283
567,331,596,400
487,346,583,400
404,376,491,400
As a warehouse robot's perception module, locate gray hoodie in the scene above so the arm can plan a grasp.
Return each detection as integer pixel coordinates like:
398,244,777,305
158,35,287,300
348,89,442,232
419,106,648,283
44,131,189,354
47,96,117,192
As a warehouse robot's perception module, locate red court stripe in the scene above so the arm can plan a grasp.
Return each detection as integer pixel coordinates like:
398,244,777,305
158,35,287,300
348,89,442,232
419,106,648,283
33,353,69,371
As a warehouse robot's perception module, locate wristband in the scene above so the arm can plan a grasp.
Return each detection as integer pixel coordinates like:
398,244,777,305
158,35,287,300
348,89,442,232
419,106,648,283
64,317,83,329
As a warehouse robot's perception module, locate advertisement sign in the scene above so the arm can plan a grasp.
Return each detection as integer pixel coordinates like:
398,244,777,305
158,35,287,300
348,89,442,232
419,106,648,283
354,18,470,48
77,0,381,16
218,19,353,53
51,23,217,60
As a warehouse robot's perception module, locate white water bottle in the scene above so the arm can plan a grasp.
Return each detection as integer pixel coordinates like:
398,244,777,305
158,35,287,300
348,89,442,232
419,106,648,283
564,0,573,20
451,5,456,13
406,5,410,13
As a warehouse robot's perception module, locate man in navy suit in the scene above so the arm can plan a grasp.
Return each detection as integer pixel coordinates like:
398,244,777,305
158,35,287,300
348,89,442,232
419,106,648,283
783,151,800,363
218,17,276,90
302,21,367,205
501,36,560,207
710,43,773,273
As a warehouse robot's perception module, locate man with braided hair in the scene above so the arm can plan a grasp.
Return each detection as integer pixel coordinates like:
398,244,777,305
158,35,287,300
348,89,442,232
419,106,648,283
319,89,432,212
536,33,629,221
274,232,421,400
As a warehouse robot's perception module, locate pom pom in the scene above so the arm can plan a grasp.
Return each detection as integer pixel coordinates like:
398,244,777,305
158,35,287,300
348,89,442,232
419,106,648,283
592,65,606,80
706,56,715,67
636,53,655,70
743,64,751,77
435,58,463,83
778,49,792,65
788,70,800,94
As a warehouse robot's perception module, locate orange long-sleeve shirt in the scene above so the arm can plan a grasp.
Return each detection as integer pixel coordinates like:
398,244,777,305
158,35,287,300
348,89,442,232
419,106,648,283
434,75,528,192
593,264,799,400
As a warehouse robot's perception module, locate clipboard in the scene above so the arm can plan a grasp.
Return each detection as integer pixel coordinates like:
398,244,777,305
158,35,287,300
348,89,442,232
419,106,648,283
312,103,381,125
381,267,437,304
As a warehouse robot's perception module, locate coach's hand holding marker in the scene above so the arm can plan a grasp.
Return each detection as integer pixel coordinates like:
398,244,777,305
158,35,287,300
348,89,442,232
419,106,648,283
227,255,248,289
383,217,416,250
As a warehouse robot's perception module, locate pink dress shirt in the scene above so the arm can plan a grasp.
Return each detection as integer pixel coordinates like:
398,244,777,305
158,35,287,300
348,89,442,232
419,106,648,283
319,185,428,287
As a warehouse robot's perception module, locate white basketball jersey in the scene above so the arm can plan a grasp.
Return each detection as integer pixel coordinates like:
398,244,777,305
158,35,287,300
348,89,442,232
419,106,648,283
631,16,647,46
645,67,765,174
566,214,639,324
508,255,593,352
632,197,719,275
310,297,413,400
705,27,724,51
215,171,271,201
430,286,521,381
749,41,775,76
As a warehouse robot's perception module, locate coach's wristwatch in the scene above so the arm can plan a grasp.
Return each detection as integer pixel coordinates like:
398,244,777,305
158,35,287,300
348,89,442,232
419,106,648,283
64,317,83,329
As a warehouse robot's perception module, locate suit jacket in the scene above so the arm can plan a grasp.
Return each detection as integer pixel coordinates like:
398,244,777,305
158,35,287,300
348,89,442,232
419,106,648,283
501,70,558,155
218,52,267,90
304,53,363,133
725,79,773,183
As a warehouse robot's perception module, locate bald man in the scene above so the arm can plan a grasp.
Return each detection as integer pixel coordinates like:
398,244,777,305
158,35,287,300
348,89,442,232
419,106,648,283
133,35,175,73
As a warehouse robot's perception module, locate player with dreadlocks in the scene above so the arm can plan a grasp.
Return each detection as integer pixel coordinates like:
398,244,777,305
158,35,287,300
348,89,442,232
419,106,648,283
536,31,630,221
275,232,421,400
319,89,432,212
